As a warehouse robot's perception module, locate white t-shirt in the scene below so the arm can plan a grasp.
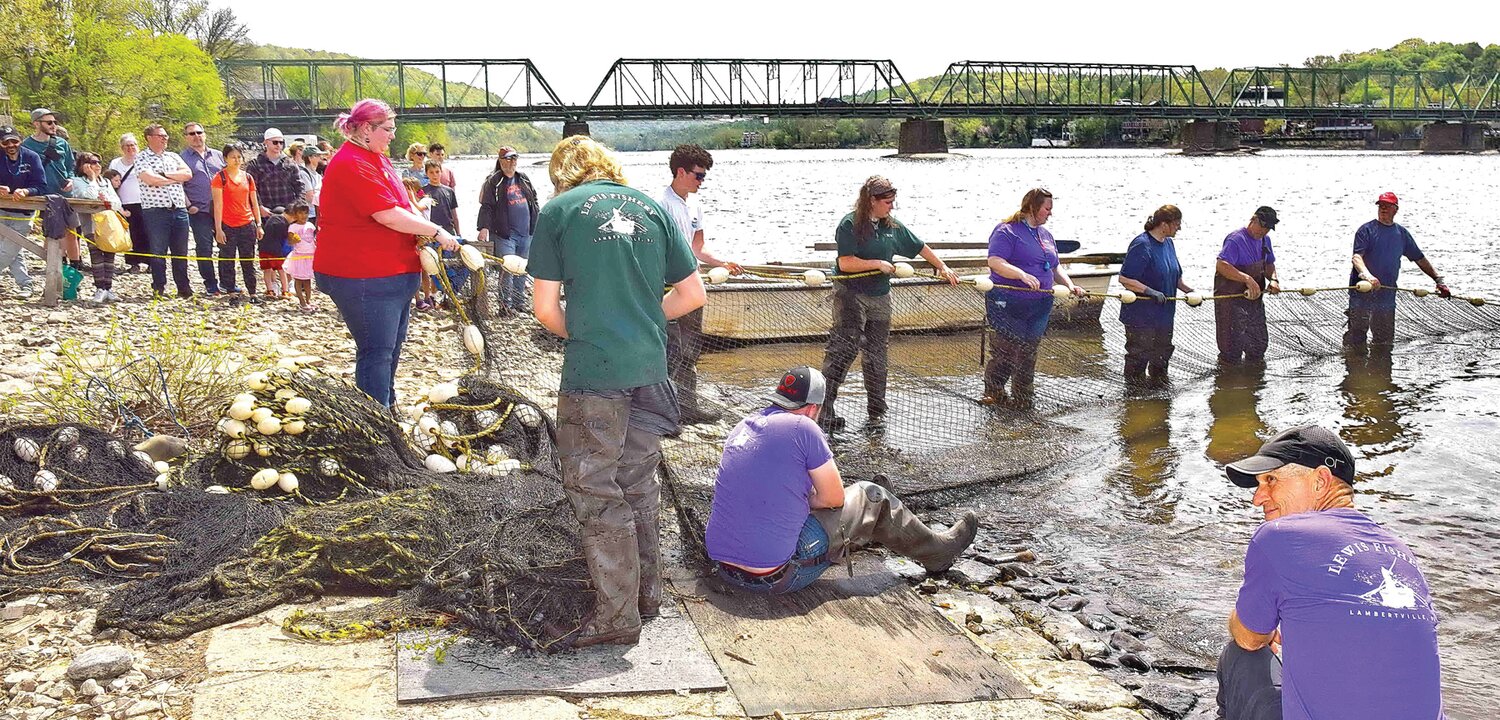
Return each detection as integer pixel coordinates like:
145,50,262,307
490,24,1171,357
658,186,705,246
135,149,189,209
108,156,141,205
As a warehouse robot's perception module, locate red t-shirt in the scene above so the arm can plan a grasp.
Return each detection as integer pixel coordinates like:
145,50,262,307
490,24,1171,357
210,170,257,227
313,142,422,278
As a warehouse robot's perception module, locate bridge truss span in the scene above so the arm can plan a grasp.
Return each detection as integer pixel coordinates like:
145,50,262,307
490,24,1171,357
581,59,925,118
1219,66,1500,121
923,61,1221,117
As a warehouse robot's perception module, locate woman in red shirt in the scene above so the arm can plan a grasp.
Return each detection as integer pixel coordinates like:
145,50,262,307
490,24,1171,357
211,144,263,296
314,99,460,408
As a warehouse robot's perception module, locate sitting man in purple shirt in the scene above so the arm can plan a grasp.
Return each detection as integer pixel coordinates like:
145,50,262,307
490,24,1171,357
1218,425,1446,720
705,366,980,593
1214,206,1282,365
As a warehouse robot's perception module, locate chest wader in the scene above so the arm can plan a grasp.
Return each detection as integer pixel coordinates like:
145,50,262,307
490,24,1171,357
667,307,717,423
982,291,1052,409
1214,256,1270,365
819,285,892,430
812,481,980,574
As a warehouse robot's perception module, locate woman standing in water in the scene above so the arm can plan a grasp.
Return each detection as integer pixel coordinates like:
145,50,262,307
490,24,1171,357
981,187,1084,409
818,175,957,432
1118,205,1194,386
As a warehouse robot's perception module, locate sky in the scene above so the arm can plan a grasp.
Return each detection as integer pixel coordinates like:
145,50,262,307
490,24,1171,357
238,0,1496,101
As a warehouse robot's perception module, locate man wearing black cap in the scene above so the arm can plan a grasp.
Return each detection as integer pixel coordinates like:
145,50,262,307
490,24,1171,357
1213,207,1281,365
1217,425,1446,720
0,125,46,296
704,366,980,594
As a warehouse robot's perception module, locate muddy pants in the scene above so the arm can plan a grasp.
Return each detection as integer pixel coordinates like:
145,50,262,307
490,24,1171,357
1123,324,1175,383
666,307,708,416
983,290,1053,406
558,383,679,636
1215,297,1268,364
1343,304,1396,349
821,288,892,423
1215,642,1282,720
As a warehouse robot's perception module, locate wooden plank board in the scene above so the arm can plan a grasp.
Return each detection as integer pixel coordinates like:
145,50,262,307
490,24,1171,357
395,604,725,703
680,559,1031,717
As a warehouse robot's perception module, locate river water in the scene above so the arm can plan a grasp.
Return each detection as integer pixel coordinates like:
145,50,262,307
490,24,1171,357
446,149,1500,717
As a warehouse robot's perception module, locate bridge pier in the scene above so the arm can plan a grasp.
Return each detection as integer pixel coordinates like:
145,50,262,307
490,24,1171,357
1419,122,1485,154
562,120,591,138
897,119,948,156
1178,121,1240,154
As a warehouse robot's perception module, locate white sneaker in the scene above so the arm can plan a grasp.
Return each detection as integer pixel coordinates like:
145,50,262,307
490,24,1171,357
17,285,33,298
105,291,120,302
91,289,109,303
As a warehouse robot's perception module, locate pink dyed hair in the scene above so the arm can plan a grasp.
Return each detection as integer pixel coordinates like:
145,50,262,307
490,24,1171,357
333,99,394,137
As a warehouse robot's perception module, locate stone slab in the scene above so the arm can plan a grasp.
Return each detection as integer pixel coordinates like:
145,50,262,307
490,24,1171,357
1009,658,1139,712
395,606,724,703
204,605,389,673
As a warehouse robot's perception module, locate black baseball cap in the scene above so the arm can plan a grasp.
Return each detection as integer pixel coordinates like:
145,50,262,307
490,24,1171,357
0,126,20,142
768,366,826,410
1225,425,1356,488
1253,206,1279,230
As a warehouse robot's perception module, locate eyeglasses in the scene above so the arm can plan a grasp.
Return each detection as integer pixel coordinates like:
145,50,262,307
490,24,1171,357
39,119,57,126
413,152,427,157
376,125,396,133
268,140,284,146
691,171,707,181
186,130,205,136
151,134,170,140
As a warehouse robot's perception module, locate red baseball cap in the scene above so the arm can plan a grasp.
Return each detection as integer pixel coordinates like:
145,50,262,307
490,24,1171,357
1376,192,1399,206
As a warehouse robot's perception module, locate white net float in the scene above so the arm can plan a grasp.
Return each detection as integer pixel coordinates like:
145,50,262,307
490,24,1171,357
892,262,914,278
802,269,826,286
706,266,731,284
459,245,485,271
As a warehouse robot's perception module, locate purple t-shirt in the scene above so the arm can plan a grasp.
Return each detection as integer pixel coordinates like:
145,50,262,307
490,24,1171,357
1218,228,1275,267
988,220,1059,290
705,407,834,568
1236,508,1445,720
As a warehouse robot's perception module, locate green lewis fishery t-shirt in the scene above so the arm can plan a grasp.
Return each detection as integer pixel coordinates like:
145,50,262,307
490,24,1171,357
529,180,699,392
832,212,926,296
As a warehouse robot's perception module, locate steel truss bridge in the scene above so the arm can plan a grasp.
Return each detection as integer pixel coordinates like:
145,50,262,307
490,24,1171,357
218,58,1500,126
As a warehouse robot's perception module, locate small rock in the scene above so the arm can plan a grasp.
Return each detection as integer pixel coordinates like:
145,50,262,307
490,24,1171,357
998,562,1035,580
46,312,68,324
946,558,1002,586
66,645,134,681
109,677,128,692
1007,576,1059,600
1049,595,1087,612
79,678,104,697
984,584,1021,603
915,579,940,595
1082,613,1119,631
1119,652,1153,672
1141,635,1212,672
1136,682,1200,719
72,609,98,636
978,549,1037,565
5,669,38,688
124,700,162,718
1110,630,1148,653
883,555,927,581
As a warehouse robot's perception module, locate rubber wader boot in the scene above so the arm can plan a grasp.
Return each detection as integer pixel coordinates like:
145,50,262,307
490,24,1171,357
839,482,981,573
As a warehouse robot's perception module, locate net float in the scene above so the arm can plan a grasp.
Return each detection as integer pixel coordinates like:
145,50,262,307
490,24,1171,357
153,460,170,474
13,437,39,463
973,276,994,293
425,454,458,473
155,474,169,490
1413,288,1429,298
254,442,272,457
250,407,275,424
227,401,254,421
802,269,826,286
403,404,427,421
274,387,298,400
56,427,78,445
204,485,229,494
428,383,459,404
707,266,731,284
233,392,256,405
419,246,442,275
246,372,268,391
283,419,306,435
256,417,282,436
225,440,251,460
515,404,542,428
1356,280,1373,293
1052,284,1071,299
459,244,485,271
1186,292,1204,307
501,254,528,275
485,445,510,464
892,262,914,278
1118,289,1138,304
1299,287,1317,296
475,410,500,428
317,457,342,477
276,357,300,371
455,454,471,472
463,325,484,356
250,468,279,490
133,450,155,470
221,419,248,438
417,414,440,435
277,472,299,493
285,397,312,415
35,470,59,492
1471,297,1486,307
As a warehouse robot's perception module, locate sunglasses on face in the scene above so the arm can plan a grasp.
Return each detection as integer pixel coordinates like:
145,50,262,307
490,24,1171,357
268,140,284,146
1,140,19,147
39,120,57,126
186,130,204,136
413,152,427,157
691,171,707,181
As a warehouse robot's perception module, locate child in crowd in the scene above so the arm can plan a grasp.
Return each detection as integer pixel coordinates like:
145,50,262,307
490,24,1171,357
284,202,318,312
259,203,304,300
424,159,459,236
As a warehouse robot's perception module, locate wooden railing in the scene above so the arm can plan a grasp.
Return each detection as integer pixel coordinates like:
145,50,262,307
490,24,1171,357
0,195,112,307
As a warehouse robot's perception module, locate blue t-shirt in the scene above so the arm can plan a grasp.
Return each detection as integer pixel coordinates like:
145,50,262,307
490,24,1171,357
1350,220,1423,309
502,176,532,239
425,184,458,235
1118,232,1182,328
1236,508,1445,720
706,407,835,568
1218,228,1275,267
988,220,1059,291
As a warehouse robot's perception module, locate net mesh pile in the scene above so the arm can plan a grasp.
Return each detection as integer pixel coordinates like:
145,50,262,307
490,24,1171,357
1,256,1495,652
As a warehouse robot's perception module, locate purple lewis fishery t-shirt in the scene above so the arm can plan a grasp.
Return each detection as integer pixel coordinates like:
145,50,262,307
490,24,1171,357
988,220,1059,290
1236,508,1446,720
1218,227,1275,267
705,407,835,569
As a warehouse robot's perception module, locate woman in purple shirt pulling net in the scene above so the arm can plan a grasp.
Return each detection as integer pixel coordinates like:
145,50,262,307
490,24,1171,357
981,188,1084,409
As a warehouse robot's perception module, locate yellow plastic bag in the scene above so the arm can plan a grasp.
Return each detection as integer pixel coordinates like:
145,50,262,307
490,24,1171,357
93,211,131,253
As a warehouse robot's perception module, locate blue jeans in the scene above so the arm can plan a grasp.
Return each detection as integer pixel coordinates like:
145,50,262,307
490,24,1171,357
317,271,422,407
1216,642,1282,720
142,207,192,295
187,209,220,293
0,217,36,290
497,233,532,309
716,516,832,594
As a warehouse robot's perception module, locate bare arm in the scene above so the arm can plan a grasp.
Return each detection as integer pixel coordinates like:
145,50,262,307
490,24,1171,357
1216,258,1260,299
838,254,892,274
1228,609,1275,652
1052,265,1085,296
1351,253,1379,287
370,206,459,250
212,187,225,241
917,245,959,284
663,272,707,320
1118,275,1149,293
533,279,566,338
1415,257,1441,283
808,458,845,510
988,256,1039,289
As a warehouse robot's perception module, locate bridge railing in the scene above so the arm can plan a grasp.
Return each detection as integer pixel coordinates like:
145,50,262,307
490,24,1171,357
922,62,1222,115
581,59,924,118
218,59,567,124
1216,67,1500,120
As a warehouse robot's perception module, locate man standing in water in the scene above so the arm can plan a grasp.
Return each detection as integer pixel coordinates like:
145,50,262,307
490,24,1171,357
1343,192,1449,351
1216,425,1446,720
1214,206,1281,365
660,144,741,424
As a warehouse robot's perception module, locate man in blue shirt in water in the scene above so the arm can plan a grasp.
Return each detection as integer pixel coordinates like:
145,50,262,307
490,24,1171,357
1343,192,1449,351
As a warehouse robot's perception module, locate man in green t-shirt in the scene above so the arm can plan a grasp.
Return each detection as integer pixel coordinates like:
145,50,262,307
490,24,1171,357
820,175,957,432
530,136,705,648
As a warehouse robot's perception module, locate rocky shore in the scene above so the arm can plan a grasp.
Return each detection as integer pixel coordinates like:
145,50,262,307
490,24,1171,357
1,263,1218,719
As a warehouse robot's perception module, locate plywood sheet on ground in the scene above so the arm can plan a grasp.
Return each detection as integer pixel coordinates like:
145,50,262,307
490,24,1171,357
395,605,724,703
679,558,1031,717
